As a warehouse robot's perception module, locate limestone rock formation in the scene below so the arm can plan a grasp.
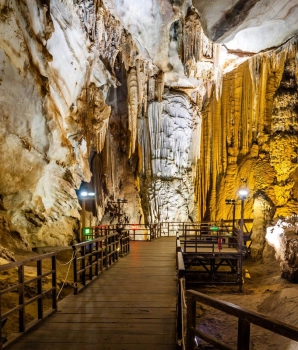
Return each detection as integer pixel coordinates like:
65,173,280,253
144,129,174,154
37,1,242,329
0,0,131,249
1,0,298,284
266,217,298,282
139,90,201,222
198,38,298,267
192,0,298,54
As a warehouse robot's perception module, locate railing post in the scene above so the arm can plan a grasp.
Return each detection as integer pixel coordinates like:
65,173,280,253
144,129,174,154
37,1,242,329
177,272,185,348
116,234,119,261
0,288,2,349
37,260,43,319
127,231,130,253
100,240,104,272
95,241,99,277
81,246,86,285
238,318,250,350
18,265,25,332
73,246,78,295
186,294,196,350
105,234,109,268
88,247,93,281
52,255,57,309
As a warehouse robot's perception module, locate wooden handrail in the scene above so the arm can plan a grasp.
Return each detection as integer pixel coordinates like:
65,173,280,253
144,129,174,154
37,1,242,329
72,232,123,294
0,252,57,271
0,252,57,349
186,290,298,349
84,221,254,242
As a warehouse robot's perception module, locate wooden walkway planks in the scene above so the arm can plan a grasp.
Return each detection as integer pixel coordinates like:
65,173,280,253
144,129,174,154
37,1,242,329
9,237,177,350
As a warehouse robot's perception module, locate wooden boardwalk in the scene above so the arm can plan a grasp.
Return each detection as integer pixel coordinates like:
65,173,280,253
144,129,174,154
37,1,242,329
9,237,177,350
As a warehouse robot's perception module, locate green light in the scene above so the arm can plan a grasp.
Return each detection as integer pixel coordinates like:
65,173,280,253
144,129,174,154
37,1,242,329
84,228,91,234
210,226,218,231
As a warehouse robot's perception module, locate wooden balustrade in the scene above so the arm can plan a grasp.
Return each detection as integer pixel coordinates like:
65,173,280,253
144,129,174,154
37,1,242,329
186,290,298,350
0,253,57,349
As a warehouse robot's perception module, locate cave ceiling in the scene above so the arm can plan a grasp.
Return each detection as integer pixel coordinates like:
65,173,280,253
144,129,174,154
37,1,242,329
105,0,298,59
192,0,298,53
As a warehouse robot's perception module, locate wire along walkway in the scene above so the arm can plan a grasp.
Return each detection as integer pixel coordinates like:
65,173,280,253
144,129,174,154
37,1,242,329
9,237,177,350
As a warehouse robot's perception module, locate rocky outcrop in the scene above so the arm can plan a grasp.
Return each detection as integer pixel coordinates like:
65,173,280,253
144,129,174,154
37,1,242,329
266,217,298,282
192,0,298,54
250,192,275,261
198,38,298,226
0,0,139,248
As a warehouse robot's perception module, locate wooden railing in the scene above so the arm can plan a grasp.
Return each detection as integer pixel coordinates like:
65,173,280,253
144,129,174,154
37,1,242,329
86,221,242,241
176,236,186,349
119,229,130,256
72,231,124,295
0,252,57,349
85,223,165,241
186,290,298,350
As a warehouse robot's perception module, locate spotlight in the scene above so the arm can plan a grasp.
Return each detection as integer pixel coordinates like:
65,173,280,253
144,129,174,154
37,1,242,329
80,191,95,197
238,189,248,199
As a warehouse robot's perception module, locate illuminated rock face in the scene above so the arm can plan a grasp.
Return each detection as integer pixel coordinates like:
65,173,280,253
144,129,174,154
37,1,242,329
139,91,201,222
266,218,298,282
0,1,123,249
1,0,298,261
192,0,298,54
198,38,298,260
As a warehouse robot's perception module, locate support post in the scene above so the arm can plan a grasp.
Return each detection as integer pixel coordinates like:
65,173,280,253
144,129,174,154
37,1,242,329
232,201,236,232
239,197,245,291
81,199,86,242
186,295,196,350
238,318,250,350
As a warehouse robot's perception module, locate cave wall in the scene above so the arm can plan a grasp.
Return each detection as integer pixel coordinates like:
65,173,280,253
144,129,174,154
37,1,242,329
198,37,298,257
0,0,191,250
0,0,144,249
2,0,298,255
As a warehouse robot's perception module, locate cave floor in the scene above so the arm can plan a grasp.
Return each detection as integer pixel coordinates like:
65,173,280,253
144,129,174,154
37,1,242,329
193,256,298,349
2,244,298,350
4,238,177,350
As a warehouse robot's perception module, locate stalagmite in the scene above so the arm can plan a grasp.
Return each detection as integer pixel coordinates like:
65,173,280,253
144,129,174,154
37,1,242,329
141,91,200,222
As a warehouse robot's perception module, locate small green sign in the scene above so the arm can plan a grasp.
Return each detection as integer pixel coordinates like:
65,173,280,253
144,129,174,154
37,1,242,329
210,226,218,231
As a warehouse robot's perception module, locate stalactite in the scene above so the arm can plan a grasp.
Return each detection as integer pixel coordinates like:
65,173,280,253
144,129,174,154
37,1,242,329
156,71,164,102
139,111,152,176
136,59,147,113
107,130,115,201
179,6,214,77
120,32,138,71
213,44,224,101
148,77,156,102
127,67,138,158
97,118,109,153
182,7,201,74
197,38,298,221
